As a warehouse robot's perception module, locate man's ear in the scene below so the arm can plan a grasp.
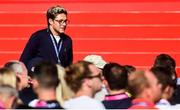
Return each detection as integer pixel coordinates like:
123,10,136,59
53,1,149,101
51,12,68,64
83,79,93,88
31,78,39,88
16,73,21,78
164,86,170,93
163,86,174,99
48,19,54,25
103,80,111,92
103,80,109,89
164,86,174,95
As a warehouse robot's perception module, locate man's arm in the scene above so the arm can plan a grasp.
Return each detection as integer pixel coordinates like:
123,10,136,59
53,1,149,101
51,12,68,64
19,33,39,69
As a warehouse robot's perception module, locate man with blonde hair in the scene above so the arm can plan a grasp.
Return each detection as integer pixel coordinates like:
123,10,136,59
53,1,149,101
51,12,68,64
4,61,37,105
64,61,105,109
4,60,29,90
20,5,73,72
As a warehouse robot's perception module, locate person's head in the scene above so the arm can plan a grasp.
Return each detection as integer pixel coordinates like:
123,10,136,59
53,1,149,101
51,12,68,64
0,85,18,109
65,61,102,96
124,65,136,75
56,65,74,106
83,55,107,69
47,5,68,34
103,63,128,91
150,67,175,100
4,61,29,90
0,68,17,89
153,54,177,81
154,54,176,68
128,70,162,103
31,61,59,93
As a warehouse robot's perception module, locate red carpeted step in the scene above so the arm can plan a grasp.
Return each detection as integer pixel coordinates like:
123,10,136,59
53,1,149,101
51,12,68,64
67,27,180,38
1,2,180,12
0,39,179,52
1,13,180,25
73,40,180,52
74,53,180,66
0,53,20,66
1,26,180,38
1,0,180,3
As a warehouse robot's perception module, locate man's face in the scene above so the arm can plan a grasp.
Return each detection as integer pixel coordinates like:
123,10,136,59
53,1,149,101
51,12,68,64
31,78,39,94
145,71,162,102
88,64,103,93
50,13,68,34
17,63,29,90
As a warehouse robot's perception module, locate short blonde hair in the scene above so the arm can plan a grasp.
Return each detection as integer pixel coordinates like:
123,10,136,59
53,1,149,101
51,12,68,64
0,68,17,88
46,5,67,26
56,65,74,106
128,70,150,97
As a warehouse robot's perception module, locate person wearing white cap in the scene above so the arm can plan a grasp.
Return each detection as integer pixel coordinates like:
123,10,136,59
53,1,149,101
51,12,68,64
83,55,108,101
83,55,107,69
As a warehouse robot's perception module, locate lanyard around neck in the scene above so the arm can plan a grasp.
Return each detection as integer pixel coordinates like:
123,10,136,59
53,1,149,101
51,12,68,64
50,34,63,64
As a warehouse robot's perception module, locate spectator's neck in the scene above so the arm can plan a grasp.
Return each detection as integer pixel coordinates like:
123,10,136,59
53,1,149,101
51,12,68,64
38,88,56,101
109,89,126,95
75,88,93,98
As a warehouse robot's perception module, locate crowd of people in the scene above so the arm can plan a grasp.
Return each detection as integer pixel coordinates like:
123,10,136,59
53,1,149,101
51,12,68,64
0,53,180,109
0,5,180,109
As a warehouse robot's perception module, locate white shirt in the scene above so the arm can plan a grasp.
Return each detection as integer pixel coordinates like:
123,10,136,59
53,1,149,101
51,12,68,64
28,99,40,107
156,99,172,110
177,78,180,85
94,85,108,101
54,35,61,43
64,96,105,110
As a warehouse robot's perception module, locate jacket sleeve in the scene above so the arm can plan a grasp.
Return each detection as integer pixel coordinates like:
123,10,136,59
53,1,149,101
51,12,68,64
19,33,40,68
67,39,73,66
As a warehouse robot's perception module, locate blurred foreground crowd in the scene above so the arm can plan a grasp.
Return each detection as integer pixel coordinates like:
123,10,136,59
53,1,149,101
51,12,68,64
0,53,180,109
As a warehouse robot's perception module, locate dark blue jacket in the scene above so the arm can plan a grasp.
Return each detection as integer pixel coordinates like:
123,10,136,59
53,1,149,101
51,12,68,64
20,28,73,72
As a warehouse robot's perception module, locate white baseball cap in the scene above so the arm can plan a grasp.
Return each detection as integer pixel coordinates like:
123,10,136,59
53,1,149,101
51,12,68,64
83,55,107,69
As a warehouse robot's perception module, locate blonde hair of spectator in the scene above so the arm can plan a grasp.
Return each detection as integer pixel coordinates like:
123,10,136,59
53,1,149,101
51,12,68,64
0,67,17,88
0,85,18,108
56,65,74,107
4,60,29,90
4,60,23,74
0,84,18,99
